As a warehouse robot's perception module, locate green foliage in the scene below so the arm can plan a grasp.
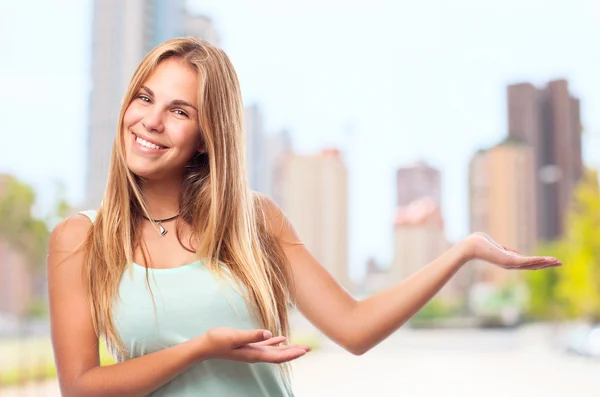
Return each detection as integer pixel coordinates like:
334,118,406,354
0,363,57,387
525,168,600,322
555,169,600,320
524,241,564,319
25,297,49,319
0,337,116,386
0,175,74,318
0,175,49,270
482,282,527,313
45,180,74,229
412,298,461,321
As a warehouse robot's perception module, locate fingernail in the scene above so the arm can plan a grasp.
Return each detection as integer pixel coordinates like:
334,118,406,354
263,330,272,339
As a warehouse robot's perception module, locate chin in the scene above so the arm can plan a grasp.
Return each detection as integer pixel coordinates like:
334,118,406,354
125,156,160,179
127,165,159,179
126,159,184,182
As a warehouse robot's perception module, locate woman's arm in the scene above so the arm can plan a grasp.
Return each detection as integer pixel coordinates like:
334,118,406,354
259,196,561,356
49,216,308,397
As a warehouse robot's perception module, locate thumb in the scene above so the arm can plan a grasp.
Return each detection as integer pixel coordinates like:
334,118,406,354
235,329,272,347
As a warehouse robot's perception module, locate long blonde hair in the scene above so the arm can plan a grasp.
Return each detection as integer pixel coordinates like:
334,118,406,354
83,37,293,360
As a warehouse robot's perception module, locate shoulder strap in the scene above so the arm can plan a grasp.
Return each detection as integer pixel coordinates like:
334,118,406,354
78,209,98,224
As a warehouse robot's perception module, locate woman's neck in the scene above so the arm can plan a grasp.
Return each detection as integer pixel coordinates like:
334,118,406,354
140,177,182,219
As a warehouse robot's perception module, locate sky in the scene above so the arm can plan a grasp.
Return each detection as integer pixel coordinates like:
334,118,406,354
0,0,598,280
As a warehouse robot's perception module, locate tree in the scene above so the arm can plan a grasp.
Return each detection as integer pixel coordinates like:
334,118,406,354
526,168,600,321
555,169,600,321
0,175,49,271
524,241,564,319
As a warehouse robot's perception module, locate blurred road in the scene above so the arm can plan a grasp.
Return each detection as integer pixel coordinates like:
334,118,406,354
293,324,600,397
2,324,599,397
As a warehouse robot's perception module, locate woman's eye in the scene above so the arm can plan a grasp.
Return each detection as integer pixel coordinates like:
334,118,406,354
174,109,188,117
137,95,151,103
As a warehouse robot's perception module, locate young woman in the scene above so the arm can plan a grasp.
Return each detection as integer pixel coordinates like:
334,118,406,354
48,37,562,397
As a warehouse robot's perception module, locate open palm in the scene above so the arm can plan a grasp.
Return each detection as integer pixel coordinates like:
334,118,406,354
204,327,311,364
232,335,312,364
467,232,562,270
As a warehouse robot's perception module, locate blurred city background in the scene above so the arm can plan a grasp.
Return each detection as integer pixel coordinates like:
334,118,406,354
1,0,599,396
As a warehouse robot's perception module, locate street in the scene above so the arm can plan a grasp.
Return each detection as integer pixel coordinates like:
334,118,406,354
292,324,600,397
2,324,599,397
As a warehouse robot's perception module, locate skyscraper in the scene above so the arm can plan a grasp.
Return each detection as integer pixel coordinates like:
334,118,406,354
184,13,221,46
392,197,447,280
391,197,470,301
281,149,350,291
396,161,441,207
244,104,268,194
469,139,537,285
507,79,582,241
265,130,293,206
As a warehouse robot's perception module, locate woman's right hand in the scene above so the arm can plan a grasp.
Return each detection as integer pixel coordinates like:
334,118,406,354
202,327,311,364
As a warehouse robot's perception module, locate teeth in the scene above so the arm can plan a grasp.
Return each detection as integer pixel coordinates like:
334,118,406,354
135,136,163,150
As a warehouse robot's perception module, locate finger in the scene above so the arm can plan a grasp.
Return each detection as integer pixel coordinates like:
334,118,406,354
252,336,287,347
263,344,312,352
259,347,309,364
512,255,559,267
510,259,562,270
521,261,562,270
525,258,561,267
235,345,308,364
233,329,273,347
505,258,551,269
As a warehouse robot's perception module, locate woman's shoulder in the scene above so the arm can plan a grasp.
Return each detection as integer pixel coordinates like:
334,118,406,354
49,211,95,252
252,192,297,239
253,192,282,224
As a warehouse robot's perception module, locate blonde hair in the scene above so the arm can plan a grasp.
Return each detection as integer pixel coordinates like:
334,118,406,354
82,37,293,361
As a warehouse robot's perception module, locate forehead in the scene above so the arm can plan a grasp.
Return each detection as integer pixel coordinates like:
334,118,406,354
143,58,198,101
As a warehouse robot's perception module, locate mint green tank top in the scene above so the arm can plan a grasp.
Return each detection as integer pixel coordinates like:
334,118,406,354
79,210,293,397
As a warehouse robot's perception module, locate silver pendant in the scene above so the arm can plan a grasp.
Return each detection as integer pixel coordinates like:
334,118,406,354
158,222,167,237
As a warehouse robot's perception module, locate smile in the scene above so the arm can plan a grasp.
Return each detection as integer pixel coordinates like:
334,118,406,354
132,133,167,151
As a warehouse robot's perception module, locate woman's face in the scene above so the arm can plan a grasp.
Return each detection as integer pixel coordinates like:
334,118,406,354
123,57,202,180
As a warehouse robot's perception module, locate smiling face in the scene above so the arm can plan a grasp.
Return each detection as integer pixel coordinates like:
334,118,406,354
123,57,203,180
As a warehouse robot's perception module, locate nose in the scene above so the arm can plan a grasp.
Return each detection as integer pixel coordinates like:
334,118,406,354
141,106,165,134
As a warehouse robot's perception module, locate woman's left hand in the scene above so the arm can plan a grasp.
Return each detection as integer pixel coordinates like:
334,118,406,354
464,232,562,270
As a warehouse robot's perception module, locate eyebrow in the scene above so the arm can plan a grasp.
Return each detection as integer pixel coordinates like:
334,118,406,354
140,85,198,112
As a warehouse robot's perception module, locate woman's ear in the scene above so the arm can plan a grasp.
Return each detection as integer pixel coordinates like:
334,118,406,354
196,138,206,154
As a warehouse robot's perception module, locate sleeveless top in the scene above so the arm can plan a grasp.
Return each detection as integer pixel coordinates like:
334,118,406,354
79,210,293,397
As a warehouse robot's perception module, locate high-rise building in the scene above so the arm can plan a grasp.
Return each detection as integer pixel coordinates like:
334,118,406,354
281,149,350,291
265,130,293,206
184,13,221,47
244,104,268,194
396,161,441,207
469,139,537,285
391,197,468,301
86,1,219,208
507,79,582,241
359,257,390,294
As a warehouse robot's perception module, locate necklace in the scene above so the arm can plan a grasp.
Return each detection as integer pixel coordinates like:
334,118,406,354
142,214,179,237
